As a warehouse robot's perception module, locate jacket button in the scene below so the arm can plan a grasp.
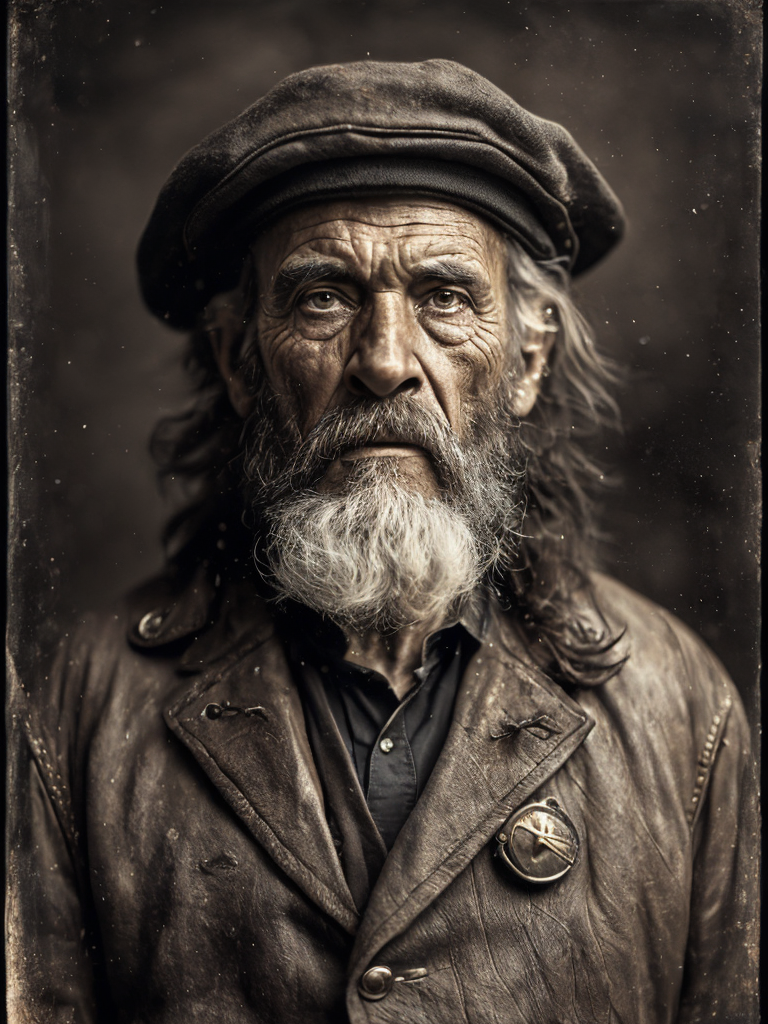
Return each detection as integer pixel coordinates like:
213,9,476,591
138,608,168,639
358,966,393,1000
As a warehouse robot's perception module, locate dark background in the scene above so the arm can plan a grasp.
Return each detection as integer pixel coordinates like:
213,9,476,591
8,0,761,712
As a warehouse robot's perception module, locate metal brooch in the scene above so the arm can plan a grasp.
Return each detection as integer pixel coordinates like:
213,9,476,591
496,798,579,884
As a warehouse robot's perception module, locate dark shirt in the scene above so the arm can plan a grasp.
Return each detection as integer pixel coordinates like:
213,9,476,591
277,600,485,899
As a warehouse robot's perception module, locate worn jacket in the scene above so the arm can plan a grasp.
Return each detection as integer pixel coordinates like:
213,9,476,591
8,570,757,1023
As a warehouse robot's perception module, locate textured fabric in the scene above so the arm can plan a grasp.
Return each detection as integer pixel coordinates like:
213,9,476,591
8,570,758,1024
137,59,626,328
229,157,556,267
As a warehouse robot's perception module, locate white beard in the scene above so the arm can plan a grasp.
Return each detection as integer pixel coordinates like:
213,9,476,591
262,460,483,634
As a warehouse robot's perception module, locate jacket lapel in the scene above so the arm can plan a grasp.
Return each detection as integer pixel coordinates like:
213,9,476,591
164,608,359,935
156,577,592,950
350,615,594,968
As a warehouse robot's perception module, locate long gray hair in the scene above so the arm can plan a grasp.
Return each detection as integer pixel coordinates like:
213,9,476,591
150,238,626,686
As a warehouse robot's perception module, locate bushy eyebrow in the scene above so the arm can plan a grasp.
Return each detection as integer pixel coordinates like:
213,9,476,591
271,256,357,310
268,253,489,312
410,257,488,290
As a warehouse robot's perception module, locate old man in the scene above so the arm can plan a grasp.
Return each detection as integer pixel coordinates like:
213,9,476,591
13,60,755,1023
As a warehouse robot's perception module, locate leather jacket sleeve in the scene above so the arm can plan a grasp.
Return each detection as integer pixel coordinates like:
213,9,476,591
7,627,102,1024
676,679,758,1023
9,740,97,1022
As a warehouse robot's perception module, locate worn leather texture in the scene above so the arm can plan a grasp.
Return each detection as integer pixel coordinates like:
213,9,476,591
8,571,757,1023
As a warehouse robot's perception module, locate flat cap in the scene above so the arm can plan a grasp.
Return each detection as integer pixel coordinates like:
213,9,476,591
138,59,625,329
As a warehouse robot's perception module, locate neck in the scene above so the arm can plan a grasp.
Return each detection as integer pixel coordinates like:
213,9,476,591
342,620,442,700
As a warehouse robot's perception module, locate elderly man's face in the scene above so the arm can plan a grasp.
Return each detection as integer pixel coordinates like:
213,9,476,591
236,198,520,491
209,197,549,631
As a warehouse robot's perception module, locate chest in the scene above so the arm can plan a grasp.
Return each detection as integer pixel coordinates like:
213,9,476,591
82,704,693,1024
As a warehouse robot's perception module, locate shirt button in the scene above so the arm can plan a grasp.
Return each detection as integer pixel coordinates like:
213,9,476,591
359,965,393,1000
379,737,394,754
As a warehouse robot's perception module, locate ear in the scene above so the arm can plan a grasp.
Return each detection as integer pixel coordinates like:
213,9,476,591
512,323,556,417
205,295,252,418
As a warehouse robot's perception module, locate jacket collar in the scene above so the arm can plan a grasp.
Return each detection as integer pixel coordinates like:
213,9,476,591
155,574,594,943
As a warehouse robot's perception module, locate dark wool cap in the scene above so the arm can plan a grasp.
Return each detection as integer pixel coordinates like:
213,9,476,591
138,59,626,329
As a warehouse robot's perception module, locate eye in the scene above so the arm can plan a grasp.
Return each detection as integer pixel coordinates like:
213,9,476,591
300,289,346,313
424,289,470,313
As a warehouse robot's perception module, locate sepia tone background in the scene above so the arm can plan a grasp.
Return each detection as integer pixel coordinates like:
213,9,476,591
8,0,760,712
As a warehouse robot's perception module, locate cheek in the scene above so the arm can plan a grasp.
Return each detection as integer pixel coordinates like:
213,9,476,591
435,329,510,434
258,318,348,434
472,322,509,380
453,322,509,394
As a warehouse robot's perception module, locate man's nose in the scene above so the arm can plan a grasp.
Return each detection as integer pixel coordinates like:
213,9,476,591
343,292,425,398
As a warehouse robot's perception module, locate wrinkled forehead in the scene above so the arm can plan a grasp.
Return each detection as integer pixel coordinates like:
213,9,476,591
250,196,509,285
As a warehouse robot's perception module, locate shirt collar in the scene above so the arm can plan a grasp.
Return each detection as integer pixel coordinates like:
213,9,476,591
275,587,492,670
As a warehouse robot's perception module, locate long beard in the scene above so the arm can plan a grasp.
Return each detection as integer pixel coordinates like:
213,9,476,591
241,380,527,634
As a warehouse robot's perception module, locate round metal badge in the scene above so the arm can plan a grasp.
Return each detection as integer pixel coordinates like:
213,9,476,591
496,798,579,884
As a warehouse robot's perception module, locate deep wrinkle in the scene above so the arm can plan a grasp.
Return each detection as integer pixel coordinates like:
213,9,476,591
252,198,512,443
270,254,491,316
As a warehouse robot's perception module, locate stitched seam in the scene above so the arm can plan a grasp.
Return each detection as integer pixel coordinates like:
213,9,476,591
24,724,79,855
187,126,490,236
687,694,733,830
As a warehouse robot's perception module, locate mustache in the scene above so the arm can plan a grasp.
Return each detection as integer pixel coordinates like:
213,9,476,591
249,393,467,498
241,373,529,590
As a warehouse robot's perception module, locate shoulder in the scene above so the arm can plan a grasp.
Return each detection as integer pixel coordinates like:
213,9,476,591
34,569,206,707
25,565,276,757
590,571,738,714
581,573,750,821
